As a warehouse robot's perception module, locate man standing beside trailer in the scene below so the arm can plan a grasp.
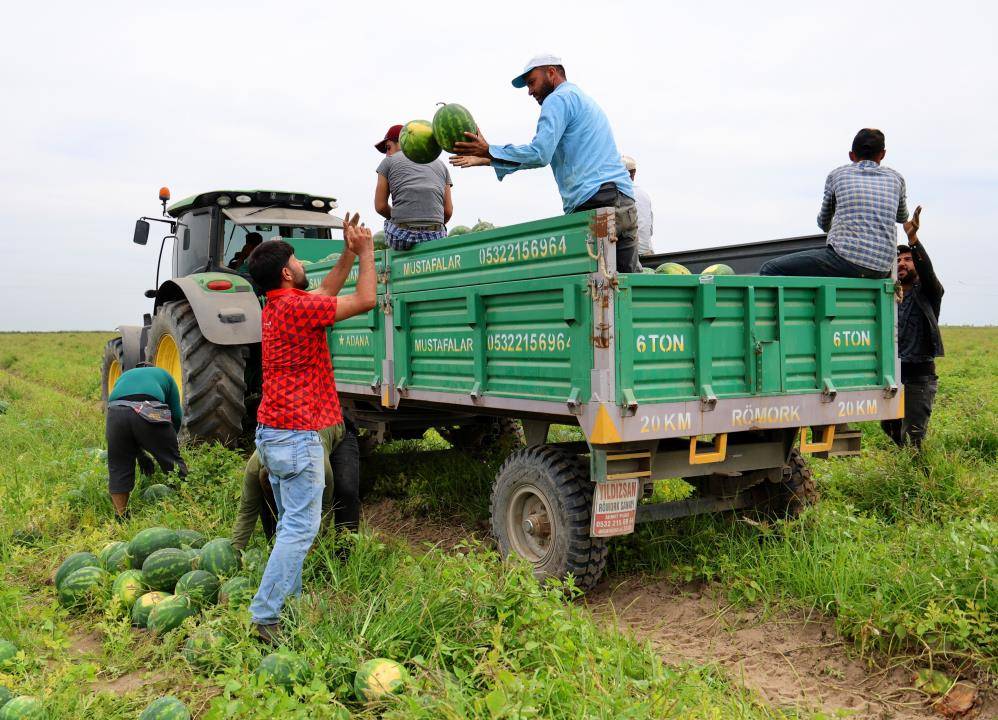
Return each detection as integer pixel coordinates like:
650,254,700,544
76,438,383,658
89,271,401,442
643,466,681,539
449,53,640,273
244,213,376,644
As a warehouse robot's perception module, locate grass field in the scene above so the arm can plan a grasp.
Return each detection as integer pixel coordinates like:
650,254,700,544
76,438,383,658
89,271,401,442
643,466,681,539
0,328,994,718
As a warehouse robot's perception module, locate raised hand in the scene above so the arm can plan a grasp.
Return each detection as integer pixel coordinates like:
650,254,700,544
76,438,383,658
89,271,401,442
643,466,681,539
449,155,492,168
903,205,922,244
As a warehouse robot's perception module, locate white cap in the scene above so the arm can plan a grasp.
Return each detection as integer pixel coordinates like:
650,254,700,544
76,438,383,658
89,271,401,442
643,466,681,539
512,53,563,88
621,154,637,171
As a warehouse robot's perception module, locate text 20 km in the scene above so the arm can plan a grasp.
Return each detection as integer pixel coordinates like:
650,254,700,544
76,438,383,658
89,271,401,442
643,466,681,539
479,236,568,266
838,399,878,417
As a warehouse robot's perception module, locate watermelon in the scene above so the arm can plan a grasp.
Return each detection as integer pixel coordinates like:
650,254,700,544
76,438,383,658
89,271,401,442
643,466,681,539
448,225,471,237
183,629,226,674
142,548,193,592
176,529,206,549
0,696,44,720
98,541,129,573
354,658,408,701
147,594,196,635
431,102,477,154
111,569,146,610
58,566,109,610
218,576,252,606
131,591,169,628
128,527,180,568
142,484,176,503
655,262,691,275
175,570,219,607
471,220,495,233
641,267,655,274
255,651,310,693
400,120,440,164
0,686,11,709
0,641,16,667
198,538,238,578
138,696,190,720
701,263,735,275
239,547,266,573
54,551,99,589
182,547,201,569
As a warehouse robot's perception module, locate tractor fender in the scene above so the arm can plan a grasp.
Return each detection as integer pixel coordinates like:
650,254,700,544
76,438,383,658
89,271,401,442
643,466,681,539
154,273,262,346
115,325,146,369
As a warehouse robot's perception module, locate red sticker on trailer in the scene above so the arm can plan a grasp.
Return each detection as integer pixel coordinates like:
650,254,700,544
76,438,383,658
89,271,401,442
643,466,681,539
590,478,641,537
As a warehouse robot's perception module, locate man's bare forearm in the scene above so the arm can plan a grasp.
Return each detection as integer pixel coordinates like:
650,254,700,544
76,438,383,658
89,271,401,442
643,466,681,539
355,249,377,308
314,249,356,297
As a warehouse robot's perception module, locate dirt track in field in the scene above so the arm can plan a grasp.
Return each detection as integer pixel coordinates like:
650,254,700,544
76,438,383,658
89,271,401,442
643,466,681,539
365,498,992,719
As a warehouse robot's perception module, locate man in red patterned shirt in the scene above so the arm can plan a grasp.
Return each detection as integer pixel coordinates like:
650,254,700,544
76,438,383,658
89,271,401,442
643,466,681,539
246,212,376,643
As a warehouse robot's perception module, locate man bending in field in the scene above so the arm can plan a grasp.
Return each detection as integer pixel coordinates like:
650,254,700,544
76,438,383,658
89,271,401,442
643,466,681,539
245,214,376,644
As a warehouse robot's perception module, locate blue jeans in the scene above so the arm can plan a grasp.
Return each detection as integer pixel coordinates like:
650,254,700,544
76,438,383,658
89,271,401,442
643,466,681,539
759,246,890,279
249,425,325,625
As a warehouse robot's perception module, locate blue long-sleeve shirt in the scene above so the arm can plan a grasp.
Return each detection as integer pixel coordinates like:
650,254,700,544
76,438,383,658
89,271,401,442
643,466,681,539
488,82,634,214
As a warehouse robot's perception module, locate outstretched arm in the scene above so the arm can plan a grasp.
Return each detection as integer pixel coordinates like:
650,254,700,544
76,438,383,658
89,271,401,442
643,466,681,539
312,212,359,298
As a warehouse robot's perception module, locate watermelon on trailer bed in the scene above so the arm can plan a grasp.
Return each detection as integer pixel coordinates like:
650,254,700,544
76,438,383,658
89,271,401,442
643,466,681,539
111,570,146,611
0,696,44,720
701,263,735,275
138,695,190,720
655,262,691,275
53,551,99,589
128,527,180,568
448,225,471,236
198,538,238,578
255,650,310,693
176,529,205,549
142,548,194,592
400,119,441,164
432,102,477,153
58,566,109,610
131,591,169,628
218,576,252,606
354,657,408,701
147,595,197,635
175,570,219,607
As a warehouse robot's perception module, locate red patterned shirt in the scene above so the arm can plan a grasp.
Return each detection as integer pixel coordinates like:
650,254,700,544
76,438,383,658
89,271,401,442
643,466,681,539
256,288,342,430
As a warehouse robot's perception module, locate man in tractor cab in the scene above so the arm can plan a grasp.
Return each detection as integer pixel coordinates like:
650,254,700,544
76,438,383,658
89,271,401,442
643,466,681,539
449,53,640,272
105,363,187,519
244,212,376,644
228,231,263,273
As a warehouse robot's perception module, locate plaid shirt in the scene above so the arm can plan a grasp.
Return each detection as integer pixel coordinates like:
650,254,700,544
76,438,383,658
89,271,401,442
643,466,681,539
817,160,909,272
257,288,342,431
384,218,447,251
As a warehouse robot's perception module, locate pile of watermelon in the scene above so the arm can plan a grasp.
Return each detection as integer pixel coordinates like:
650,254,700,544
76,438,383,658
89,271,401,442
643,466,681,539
400,102,477,165
52,527,254,638
644,262,736,276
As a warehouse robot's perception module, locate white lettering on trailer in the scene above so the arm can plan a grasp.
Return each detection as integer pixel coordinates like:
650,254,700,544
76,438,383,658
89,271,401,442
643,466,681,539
336,334,371,349
833,330,873,348
635,333,686,354
401,254,462,277
837,399,878,417
639,412,692,434
731,404,802,427
412,337,474,353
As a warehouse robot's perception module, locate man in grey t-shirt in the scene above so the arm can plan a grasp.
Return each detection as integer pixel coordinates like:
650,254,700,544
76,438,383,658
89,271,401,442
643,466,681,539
374,124,454,250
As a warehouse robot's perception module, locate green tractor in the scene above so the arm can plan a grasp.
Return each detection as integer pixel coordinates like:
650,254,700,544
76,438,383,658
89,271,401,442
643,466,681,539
102,188,344,446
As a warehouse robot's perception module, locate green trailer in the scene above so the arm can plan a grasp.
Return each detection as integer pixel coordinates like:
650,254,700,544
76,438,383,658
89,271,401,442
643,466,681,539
317,209,901,589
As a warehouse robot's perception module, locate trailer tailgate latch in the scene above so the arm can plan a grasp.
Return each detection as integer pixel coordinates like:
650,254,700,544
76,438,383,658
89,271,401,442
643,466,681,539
882,376,898,398
821,379,837,402
699,385,717,412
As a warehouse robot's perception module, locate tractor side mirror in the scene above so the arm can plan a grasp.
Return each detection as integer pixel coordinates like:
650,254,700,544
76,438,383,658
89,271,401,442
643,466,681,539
182,226,191,251
133,219,150,245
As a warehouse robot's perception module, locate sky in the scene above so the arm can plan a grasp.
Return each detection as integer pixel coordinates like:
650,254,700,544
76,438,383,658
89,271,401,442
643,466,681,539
1,0,996,330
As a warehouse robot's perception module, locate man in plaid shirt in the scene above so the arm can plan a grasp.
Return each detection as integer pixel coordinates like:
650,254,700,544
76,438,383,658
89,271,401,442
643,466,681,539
762,129,915,278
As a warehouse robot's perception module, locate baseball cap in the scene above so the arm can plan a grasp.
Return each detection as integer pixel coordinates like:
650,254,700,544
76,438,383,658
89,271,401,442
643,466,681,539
512,53,563,88
375,124,403,153
621,154,637,172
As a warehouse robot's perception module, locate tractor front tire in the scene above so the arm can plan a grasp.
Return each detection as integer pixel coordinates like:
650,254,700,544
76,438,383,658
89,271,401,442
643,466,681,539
100,337,125,409
490,445,607,591
146,300,247,447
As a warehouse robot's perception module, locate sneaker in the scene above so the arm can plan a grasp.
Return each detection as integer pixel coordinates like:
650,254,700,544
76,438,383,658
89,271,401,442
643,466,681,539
254,623,281,645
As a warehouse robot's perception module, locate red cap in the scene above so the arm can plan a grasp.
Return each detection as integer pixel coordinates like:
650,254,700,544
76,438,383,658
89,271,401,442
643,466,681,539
375,124,403,153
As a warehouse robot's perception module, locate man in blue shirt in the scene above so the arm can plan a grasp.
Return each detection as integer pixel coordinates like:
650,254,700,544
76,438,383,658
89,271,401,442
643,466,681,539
450,53,640,272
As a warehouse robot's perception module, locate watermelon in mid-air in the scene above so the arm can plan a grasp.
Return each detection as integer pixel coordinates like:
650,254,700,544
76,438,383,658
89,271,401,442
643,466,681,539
400,120,441,164
354,658,408,701
701,263,735,275
432,102,477,153
655,262,691,275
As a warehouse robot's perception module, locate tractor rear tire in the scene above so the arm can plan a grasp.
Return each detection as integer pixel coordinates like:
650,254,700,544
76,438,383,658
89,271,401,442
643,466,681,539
146,300,247,447
757,449,819,519
490,445,607,591
100,337,125,409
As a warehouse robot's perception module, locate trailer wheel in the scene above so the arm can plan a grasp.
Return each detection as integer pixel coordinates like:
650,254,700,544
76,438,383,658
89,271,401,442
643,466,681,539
758,449,819,518
439,418,525,455
146,300,247,447
100,337,126,409
490,445,607,591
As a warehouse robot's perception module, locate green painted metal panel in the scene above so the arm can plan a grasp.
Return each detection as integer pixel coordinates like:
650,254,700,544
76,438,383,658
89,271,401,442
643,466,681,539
388,212,600,294
616,274,895,405
328,300,386,389
303,245,388,293
392,277,592,403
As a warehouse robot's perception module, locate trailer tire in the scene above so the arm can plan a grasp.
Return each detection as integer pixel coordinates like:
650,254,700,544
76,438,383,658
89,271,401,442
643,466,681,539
439,417,525,456
100,337,126,410
759,449,818,518
146,300,247,447
490,445,607,591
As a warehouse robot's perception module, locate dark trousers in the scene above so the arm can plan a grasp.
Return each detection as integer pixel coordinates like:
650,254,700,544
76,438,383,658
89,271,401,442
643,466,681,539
105,406,187,493
759,246,891,279
574,183,641,273
881,376,938,449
